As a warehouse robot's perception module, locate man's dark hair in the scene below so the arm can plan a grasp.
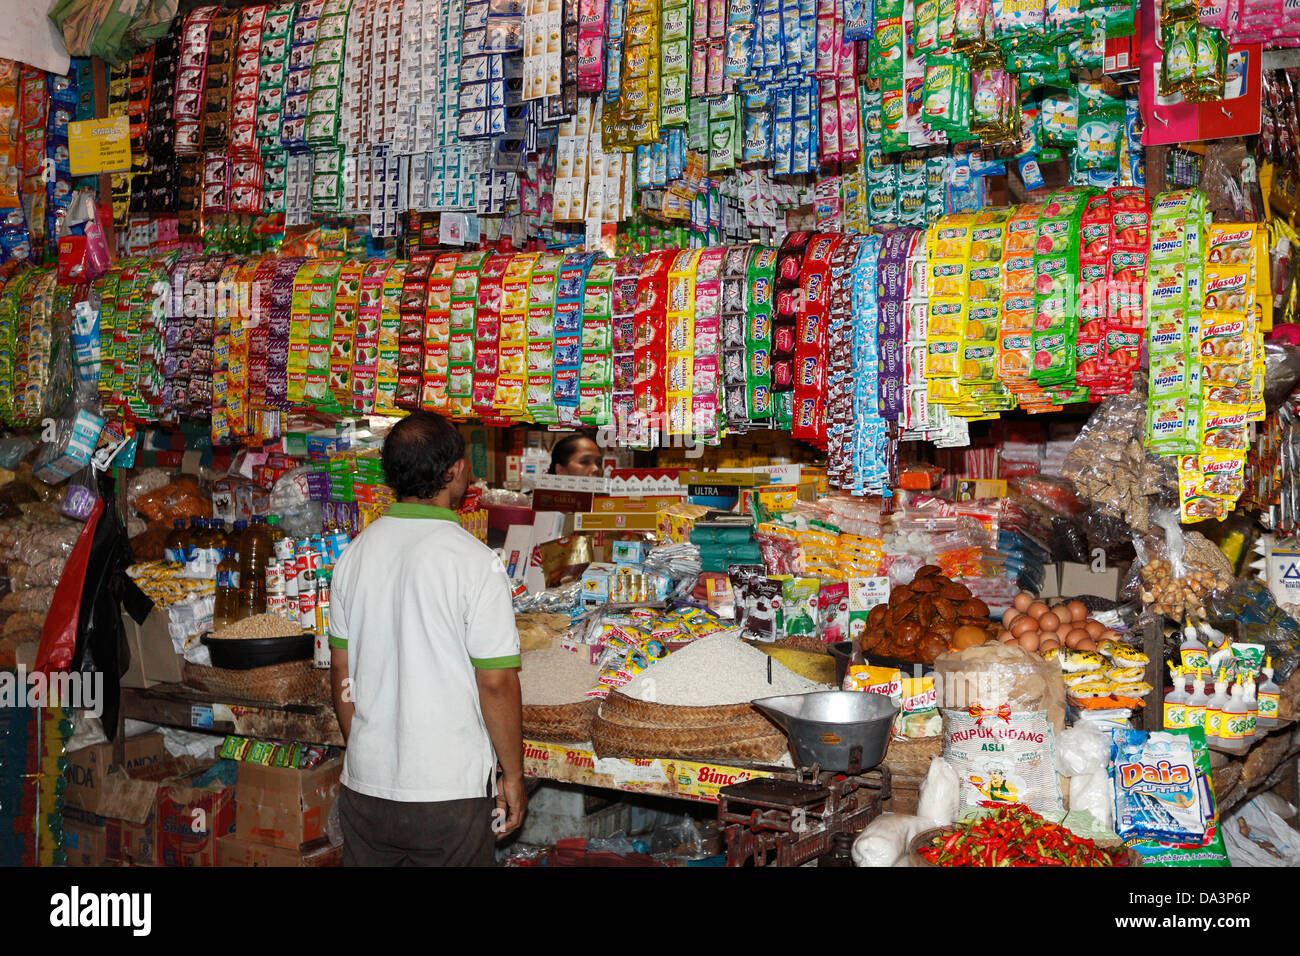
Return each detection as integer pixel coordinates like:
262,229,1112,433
547,431,598,475
382,411,467,499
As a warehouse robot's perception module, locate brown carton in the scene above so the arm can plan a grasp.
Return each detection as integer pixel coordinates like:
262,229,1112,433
64,732,168,815
234,756,342,849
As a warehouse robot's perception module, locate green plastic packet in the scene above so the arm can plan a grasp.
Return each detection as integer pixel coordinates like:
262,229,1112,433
1076,108,1123,171
871,15,906,79
1189,25,1226,102
1040,88,1078,145
913,0,941,52
780,578,822,638
923,53,968,135
1160,19,1197,97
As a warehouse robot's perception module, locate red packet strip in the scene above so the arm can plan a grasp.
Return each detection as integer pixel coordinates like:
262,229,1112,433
350,258,389,414
1105,186,1150,391
473,253,512,418
632,251,673,441
229,4,267,158
611,254,646,440
793,232,841,445
421,253,458,414
396,252,432,411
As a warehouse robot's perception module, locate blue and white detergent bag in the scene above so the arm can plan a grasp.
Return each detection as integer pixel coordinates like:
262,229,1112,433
1109,726,1230,867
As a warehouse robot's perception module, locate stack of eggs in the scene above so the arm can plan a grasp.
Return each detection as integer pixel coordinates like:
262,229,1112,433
995,593,1121,655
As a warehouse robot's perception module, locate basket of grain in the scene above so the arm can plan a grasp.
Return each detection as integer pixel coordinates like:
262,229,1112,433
590,716,791,762
588,633,829,764
519,643,601,743
201,614,314,670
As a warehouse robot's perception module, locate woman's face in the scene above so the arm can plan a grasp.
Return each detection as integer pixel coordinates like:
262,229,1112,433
556,438,603,476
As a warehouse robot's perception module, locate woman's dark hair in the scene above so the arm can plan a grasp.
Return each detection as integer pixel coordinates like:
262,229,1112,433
382,412,466,499
547,431,599,474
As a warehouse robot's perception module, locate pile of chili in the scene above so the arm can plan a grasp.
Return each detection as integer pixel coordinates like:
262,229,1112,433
917,805,1128,867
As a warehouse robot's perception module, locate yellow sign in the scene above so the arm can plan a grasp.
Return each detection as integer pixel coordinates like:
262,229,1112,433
68,117,131,177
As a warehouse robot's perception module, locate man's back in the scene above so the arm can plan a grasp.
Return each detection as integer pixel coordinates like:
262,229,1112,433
329,506,520,803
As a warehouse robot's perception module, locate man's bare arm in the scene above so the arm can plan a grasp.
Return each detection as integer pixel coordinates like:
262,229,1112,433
330,646,354,744
475,667,526,836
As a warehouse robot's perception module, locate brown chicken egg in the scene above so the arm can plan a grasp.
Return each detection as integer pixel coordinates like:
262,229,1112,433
1038,611,1061,632
1038,638,1060,653
1077,637,1099,651
1018,631,1041,652
1100,630,1119,643
1013,592,1032,612
1067,600,1087,622
1084,620,1105,638
1026,601,1048,620
1002,608,1021,627
998,631,1017,644
1010,616,1037,639
1064,628,1089,649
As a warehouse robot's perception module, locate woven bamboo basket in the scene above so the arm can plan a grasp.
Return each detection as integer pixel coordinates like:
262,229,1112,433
590,713,790,763
600,691,763,729
882,735,943,776
182,660,329,705
595,705,779,738
522,700,598,743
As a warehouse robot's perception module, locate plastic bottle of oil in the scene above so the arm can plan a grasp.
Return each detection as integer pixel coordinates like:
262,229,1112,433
164,519,191,564
265,513,282,541
213,547,241,629
238,516,273,617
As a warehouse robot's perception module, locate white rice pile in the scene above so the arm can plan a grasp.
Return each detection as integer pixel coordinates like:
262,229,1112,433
519,644,601,705
621,632,824,706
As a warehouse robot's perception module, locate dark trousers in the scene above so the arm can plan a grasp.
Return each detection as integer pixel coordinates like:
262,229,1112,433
339,785,496,867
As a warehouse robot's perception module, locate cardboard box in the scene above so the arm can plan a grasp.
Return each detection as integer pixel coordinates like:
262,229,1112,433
94,758,200,866
120,610,184,689
574,512,661,532
1038,564,1062,600
65,732,169,815
63,813,111,867
155,761,238,866
216,835,342,867
234,757,342,849
1059,561,1121,601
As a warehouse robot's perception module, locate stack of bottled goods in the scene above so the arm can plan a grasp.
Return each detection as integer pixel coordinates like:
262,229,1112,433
1160,626,1283,755
163,513,354,667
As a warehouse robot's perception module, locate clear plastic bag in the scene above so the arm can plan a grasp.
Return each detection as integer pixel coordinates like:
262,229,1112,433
916,756,960,826
648,815,708,859
0,436,35,470
269,467,323,537
131,474,209,524
851,813,932,867
60,466,99,521
1057,723,1115,831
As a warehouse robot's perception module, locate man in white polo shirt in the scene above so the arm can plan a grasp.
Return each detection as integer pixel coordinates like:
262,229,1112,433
329,411,525,866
